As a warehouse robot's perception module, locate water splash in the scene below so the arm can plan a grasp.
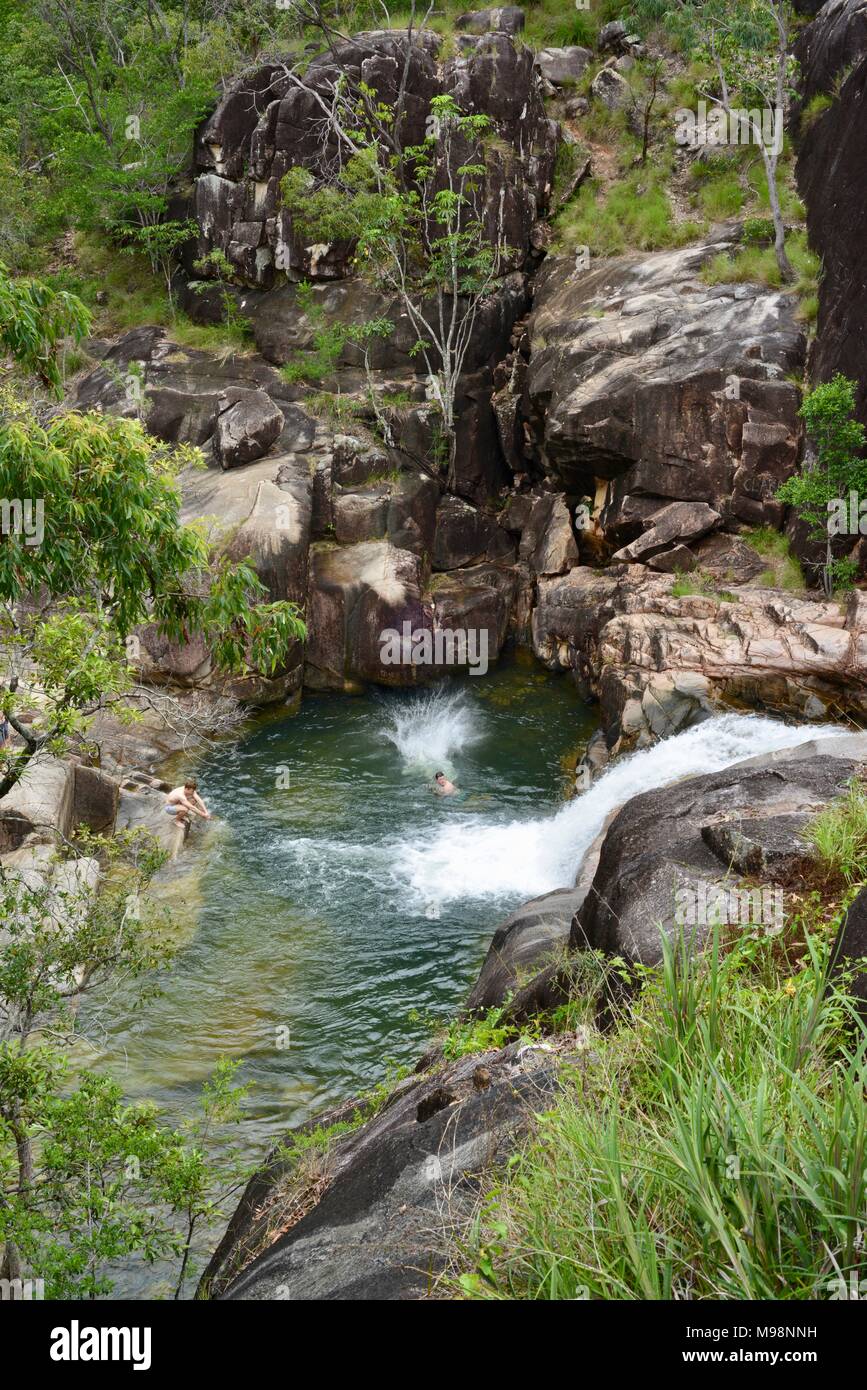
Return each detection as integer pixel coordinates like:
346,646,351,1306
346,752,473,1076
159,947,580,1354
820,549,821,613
380,685,482,773
398,713,844,909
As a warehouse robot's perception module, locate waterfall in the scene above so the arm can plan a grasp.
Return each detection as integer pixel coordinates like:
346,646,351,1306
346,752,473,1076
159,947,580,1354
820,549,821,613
398,713,844,909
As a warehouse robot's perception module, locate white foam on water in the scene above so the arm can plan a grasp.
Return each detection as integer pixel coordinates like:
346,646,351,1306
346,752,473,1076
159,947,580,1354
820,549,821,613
380,685,482,773
397,713,845,909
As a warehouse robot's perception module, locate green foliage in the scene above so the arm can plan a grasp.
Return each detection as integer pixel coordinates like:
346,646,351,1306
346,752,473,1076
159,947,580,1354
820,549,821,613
805,781,867,887
0,0,306,280
703,229,819,304
281,285,393,385
275,1118,359,1167
125,219,199,301
0,1049,251,1298
777,374,867,596
442,1005,518,1060
458,925,867,1301
555,166,702,257
280,92,505,481
741,524,805,591
0,1,215,248
670,570,736,602
189,249,254,346
800,92,834,132
281,283,353,386
0,820,253,1298
0,260,90,394
0,265,305,801
1,1061,184,1298
690,0,794,111
0,395,295,660
742,215,776,244
696,169,744,219
522,0,599,49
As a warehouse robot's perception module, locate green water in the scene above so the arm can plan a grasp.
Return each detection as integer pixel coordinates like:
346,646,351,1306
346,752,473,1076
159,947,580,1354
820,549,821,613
72,657,836,1297
81,652,596,1158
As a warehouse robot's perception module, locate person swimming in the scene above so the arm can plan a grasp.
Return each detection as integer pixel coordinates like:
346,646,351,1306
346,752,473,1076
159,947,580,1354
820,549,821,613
432,770,457,796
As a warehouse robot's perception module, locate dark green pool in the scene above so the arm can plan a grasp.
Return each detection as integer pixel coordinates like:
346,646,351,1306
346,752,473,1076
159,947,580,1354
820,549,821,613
81,650,596,1155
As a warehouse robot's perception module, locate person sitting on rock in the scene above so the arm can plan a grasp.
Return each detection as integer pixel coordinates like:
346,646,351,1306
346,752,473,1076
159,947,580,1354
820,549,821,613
165,778,212,827
432,771,457,796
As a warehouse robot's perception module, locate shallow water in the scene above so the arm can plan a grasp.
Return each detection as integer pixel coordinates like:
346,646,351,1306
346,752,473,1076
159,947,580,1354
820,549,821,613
80,654,844,1155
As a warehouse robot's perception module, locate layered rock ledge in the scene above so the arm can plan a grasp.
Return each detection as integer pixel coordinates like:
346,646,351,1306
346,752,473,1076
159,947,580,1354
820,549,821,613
533,566,867,749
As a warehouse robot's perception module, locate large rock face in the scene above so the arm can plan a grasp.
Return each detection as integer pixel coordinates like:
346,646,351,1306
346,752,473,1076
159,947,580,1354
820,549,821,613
573,732,867,967
432,494,515,569
73,331,524,698
243,272,529,381
829,883,867,1022
214,389,284,469
533,565,867,749
74,331,320,702
796,0,867,425
180,28,556,504
526,240,806,537
304,542,515,690
192,29,556,290
202,1034,588,1300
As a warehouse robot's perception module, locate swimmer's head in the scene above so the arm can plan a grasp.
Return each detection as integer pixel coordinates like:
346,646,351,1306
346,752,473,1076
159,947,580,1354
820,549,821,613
435,771,444,782
184,777,198,792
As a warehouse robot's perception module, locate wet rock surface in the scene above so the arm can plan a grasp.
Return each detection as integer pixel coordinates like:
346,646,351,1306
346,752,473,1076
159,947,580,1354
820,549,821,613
572,733,867,967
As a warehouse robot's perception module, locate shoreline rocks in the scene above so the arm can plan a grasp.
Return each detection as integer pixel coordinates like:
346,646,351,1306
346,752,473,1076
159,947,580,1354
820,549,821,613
572,732,867,967
532,565,867,751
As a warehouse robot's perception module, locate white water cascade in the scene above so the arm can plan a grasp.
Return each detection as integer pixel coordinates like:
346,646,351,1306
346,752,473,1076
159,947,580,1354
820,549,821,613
380,685,483,772
394,705,844,911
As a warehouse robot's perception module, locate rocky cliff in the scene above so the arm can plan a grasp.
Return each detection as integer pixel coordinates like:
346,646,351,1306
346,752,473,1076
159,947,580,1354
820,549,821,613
70,13,867,742
796,0,867,423
62,5,867,1302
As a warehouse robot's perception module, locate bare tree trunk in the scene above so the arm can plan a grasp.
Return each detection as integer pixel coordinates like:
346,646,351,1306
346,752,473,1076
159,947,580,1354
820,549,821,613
764,141,795,283
0,1114,34,1289
768,0,795,283
706,0,795,283
0,1239,23,1284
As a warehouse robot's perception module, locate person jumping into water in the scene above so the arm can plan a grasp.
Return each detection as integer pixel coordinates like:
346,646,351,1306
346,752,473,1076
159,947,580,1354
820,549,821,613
165,777,212,827
432,770,457,796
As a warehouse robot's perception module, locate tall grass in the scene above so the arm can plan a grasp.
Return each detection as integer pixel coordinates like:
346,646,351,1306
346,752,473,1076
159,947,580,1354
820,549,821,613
742,525,806,592
806,781,867,887
555,167,702,256
703,230,820,319
457,926,867,1300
